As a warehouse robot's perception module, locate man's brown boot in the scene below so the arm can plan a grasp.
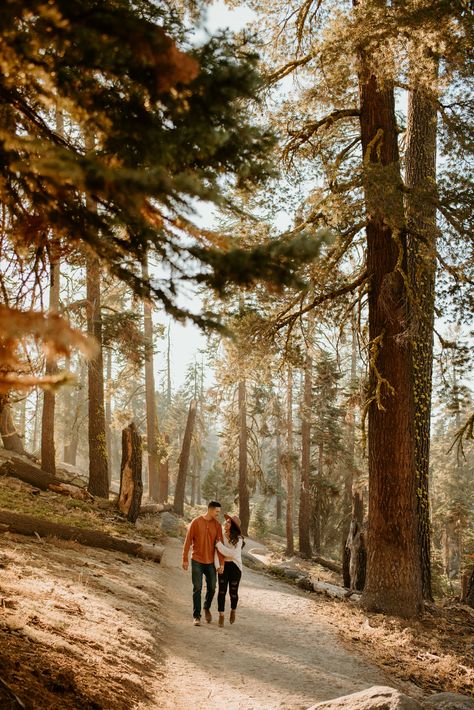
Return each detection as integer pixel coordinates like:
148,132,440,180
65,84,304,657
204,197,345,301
230,609,236,624
218,613,224,627
204,608,212,624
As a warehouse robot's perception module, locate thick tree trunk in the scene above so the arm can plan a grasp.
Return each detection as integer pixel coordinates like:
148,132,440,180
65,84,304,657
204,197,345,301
405,61,438,603
357,45,422,617
0,510,163,562
238,380,250,535
86,251,109,497
299,341,313,557
118,422,143,523
158,433,169,504
41,258,60,474
142,255,160,500
173,400,196,516
285,367,294,556
0,398,25,454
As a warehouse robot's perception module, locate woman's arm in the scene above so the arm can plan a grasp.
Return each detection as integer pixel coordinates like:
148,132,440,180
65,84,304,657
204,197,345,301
216,539,241,560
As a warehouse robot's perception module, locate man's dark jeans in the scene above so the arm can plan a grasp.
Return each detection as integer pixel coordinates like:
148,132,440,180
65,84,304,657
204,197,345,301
191,559,216,619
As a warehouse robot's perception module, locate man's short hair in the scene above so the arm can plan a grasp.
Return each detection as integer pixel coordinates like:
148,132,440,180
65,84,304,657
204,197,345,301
207,501,221,509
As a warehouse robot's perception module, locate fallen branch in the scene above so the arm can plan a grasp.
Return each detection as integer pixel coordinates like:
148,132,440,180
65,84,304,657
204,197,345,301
0,510,164,562
0,676,26,708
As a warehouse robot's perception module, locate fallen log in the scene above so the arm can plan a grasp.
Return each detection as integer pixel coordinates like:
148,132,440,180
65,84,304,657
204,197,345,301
0,452,91,500
0,510,164,562
312,554,343,575
139,502,173,515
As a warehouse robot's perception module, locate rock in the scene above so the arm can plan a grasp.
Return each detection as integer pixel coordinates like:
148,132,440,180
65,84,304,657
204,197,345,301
307,685,423,709
159,512,180,535
423,693,474,709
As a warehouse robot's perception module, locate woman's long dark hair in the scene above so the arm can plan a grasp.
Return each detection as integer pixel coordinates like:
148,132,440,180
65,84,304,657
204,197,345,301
229,521,245,548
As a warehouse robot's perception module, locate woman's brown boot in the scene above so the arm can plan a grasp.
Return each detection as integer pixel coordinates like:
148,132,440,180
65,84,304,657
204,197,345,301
230,609,236,624
218,613,224,627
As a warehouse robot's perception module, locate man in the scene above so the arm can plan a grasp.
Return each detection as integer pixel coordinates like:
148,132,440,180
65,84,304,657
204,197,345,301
182,501,224,626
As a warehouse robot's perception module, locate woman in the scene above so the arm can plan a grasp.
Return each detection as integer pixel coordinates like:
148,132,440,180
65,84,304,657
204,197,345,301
215,513,244,627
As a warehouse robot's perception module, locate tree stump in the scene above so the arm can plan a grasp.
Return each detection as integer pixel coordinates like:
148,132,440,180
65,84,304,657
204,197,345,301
461,568,474,608
118,422,143,523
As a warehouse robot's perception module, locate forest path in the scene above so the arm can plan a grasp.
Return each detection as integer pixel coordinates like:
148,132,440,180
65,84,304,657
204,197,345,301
158,538,388,710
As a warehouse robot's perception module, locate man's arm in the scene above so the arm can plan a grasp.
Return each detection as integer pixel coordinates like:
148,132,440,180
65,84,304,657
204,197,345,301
215,522,225,567
182,519,195,570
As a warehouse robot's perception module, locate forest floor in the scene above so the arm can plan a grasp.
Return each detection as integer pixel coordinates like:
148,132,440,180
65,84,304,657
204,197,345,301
0,478,472,708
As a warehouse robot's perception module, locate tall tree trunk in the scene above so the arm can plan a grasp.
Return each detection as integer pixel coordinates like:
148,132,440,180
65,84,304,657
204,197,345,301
285,366,294,556
19,396,26,441
142,255,160,500
238,379,250,535
158,433,169,504
86,252,108,497
405,59,439,603
173,399,196,516
63,363,85,466
105,348,112,483
276,425,282,524
343,311,358,580
166,323,172,407
85,133,108,498
299,327,313,557
312,441,323,554
41,258,60,474
0,397,25,454
31,389,40,454
357,39,422,617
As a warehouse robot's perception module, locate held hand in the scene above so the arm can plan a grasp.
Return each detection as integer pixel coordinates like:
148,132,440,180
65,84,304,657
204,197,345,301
217,566,224,574
182,561,189,571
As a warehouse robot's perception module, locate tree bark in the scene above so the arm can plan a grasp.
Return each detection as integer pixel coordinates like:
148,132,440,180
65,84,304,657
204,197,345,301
158,433,169,504
357,43,422,617
142,255,160,501
405,59,439,603
118,422,143,523
105,347,113,484
276,425,282,524
299,336,313,557
0,510,163,562
342,310,358,580
63,362,85,466
173,399,196,516
86,250,109,497
0,397,25,454
238,380,250,535
41,258,60,474
285,366,294,556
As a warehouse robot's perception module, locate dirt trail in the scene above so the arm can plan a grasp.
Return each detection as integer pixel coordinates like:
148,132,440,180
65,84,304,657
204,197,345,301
159,538,389,710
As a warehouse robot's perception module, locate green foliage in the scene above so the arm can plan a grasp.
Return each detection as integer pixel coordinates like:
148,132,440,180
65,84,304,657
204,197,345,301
0,0,322,330
201,460,235,513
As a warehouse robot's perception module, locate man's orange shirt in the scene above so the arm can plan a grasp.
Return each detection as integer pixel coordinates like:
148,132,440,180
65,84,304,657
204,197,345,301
182,516,224,565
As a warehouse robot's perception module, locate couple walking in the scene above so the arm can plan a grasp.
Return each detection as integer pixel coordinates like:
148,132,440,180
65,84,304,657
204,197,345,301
182,501,244,627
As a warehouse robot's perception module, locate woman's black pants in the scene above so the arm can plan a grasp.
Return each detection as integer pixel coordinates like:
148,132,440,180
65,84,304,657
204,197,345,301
217,561,241,612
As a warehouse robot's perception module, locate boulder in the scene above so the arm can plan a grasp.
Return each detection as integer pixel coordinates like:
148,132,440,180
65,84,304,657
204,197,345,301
307,686,422,710
159,511,180,535
423,693,474,709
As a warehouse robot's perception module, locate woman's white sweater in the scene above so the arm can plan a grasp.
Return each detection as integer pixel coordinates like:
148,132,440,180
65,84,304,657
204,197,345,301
215,537,243,572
